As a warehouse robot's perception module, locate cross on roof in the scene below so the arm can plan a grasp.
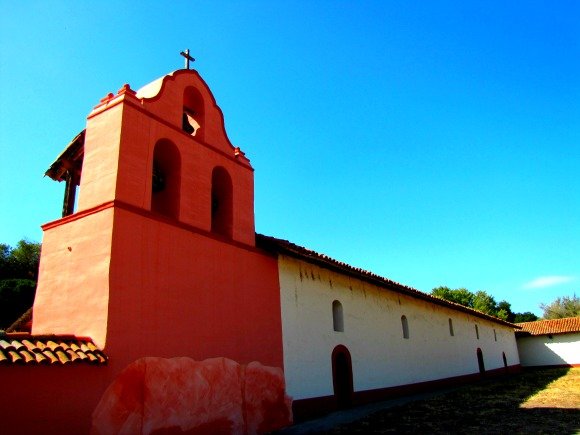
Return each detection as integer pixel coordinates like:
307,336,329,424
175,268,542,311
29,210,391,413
180,49,195,70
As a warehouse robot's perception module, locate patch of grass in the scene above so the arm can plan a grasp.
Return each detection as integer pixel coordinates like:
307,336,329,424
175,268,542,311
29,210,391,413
326,368,580,434
522,368,580,409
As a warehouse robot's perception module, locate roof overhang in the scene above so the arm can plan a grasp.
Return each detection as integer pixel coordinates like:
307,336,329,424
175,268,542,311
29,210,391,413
256,234,520,329
45,130,85,182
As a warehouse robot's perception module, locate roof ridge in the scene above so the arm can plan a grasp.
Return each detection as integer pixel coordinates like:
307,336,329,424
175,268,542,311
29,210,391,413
256,233,519,328
515,316,580,335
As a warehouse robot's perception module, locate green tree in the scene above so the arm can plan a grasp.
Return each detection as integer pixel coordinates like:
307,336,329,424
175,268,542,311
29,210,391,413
513,312,539,323
473,290,498,316
0,239,41,329
431,286,531,322
0,243,15,279
540,295,580,319
432,287,475,307
496,300,515,322
9,239,41,280
0,279,36,328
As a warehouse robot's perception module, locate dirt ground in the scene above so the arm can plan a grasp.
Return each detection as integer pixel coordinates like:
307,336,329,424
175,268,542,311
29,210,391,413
324,368,580,434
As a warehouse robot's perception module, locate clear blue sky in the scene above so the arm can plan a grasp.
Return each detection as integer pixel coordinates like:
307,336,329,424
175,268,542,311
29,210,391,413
1,1,578,317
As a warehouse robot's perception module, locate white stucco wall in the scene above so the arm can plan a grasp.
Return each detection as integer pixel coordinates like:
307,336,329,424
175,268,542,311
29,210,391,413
278,255,520,400
517,333,580,367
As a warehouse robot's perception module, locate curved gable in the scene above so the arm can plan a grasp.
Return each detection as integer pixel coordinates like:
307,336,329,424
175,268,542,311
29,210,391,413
135,70,249,165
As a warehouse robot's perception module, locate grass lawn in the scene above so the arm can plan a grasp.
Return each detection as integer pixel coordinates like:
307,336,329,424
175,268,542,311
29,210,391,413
326,368,580,434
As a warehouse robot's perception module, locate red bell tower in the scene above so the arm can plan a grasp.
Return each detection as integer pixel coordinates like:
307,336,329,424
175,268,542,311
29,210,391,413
33,66,283,370
78,69,256,245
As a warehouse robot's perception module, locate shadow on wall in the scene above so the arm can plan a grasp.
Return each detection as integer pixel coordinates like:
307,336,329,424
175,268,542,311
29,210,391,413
517,335,578,367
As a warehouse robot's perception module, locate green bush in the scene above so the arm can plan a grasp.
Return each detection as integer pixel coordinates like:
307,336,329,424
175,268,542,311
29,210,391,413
0,279,36,329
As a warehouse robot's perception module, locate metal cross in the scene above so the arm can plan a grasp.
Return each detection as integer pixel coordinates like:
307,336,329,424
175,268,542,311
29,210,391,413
180,49,195,69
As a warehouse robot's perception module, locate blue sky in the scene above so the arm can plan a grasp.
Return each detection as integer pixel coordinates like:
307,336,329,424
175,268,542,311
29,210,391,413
0,1,578,316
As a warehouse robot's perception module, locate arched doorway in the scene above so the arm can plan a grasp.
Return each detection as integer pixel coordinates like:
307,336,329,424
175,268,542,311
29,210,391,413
332,345,353,409
477,348,485,374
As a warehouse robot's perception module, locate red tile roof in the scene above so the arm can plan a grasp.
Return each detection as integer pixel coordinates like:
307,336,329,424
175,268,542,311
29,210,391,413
256,234,518,328
516,317,580,336
0,333,107,365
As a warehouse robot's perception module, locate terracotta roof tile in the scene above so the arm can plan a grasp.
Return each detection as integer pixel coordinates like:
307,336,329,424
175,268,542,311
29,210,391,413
257,234,518,328
8,350,22,364
516,317,580,336
0,333,107,365
20,350,35,364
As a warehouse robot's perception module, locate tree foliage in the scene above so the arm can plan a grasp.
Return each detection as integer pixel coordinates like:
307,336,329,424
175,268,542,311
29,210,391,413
0,239,41,328
431,286,538,322
431,287,474,307
540,295,580,319
0,239,41,280
0,279,36,328
513,312,539,323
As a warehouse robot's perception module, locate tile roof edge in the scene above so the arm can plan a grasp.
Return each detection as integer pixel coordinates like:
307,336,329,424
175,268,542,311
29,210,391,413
0,331,97,342
0,332,108,366
515,317,580,335
256,233,519,329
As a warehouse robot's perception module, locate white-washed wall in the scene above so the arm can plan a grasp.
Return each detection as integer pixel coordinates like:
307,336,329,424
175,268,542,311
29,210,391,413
517,333,580,366
279,255,520,400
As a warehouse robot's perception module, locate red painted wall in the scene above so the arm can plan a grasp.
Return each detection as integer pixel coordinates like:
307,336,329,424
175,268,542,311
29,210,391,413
8,70,285,434
105,204,284,369
0,365,110,434
33,69,283,364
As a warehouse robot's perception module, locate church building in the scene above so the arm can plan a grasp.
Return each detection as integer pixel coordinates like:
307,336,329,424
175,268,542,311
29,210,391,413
0,61,520,434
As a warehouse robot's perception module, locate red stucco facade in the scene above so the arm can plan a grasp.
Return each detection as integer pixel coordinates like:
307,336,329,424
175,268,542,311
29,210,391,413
1,70,288,434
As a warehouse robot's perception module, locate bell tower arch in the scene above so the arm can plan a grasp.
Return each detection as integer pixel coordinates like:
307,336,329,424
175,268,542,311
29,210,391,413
182,86,205,140
151,138,181,219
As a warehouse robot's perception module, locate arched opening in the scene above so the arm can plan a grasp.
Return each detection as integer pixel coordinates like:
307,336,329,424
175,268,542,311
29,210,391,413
332,345,353,409
475,325,479,340
332,300,344,332
182,86,204,141
502,352,508,372
477,348,485,374
151,139,181,219
211,166,233,238
401,315,409,339
448,318,454,336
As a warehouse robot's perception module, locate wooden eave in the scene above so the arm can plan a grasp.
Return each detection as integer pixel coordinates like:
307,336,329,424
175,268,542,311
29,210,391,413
45,130,85,182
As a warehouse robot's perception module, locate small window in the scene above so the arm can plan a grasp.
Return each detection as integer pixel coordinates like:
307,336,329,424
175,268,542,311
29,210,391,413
333,300,344,332
494,329,497,342
401,315,409,339
475,325,479,340
448,318,454,336
502,352,508,368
